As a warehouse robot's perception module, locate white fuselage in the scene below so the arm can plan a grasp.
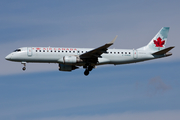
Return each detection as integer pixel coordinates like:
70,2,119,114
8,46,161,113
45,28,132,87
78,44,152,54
5,47,164,66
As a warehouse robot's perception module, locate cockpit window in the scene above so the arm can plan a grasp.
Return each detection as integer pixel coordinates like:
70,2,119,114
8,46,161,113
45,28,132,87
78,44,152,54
14,49,21,52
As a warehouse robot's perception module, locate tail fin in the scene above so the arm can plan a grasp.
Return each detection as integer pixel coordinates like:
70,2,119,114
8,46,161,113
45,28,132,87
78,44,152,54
138,27,170,52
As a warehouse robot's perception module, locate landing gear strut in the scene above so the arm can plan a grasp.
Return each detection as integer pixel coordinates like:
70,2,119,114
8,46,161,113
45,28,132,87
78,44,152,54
88,66,93,71
21,62,26,71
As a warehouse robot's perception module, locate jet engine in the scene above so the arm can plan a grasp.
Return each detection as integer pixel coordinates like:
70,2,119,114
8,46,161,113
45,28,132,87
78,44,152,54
64,56,77,63
58,56,82,64
59,64,79,71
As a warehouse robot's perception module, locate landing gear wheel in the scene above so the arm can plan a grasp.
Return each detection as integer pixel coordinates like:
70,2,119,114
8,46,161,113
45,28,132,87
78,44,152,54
21,62,26,71
84,69,89,76
22,67,26,71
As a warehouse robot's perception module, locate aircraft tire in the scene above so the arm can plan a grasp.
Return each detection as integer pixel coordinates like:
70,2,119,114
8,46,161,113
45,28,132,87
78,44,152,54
84,70,89,76
22,67,26,71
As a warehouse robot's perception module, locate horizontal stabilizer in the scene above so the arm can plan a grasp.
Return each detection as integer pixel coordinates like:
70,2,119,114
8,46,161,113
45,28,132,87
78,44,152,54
152,46,175,55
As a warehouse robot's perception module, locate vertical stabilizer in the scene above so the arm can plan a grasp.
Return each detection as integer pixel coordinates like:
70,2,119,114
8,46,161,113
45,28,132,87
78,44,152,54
138,27,170,52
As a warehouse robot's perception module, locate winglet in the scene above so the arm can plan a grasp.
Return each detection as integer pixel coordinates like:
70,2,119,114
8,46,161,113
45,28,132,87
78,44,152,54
109,35,118,44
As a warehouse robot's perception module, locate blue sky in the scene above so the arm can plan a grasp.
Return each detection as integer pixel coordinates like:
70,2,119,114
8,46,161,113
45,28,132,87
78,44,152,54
0,0,180,120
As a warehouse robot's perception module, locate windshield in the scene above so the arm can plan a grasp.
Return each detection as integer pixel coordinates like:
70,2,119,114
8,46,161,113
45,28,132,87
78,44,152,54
13,49,21,52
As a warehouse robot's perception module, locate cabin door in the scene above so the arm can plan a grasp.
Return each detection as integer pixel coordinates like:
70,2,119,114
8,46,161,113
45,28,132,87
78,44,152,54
27,47,32,57
133,49,138,59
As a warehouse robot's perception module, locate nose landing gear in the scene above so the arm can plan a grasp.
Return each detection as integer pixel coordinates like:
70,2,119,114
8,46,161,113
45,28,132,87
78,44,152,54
21,62,26,71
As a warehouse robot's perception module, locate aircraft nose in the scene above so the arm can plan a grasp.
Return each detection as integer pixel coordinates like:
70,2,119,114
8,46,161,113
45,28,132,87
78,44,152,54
5,54,11,60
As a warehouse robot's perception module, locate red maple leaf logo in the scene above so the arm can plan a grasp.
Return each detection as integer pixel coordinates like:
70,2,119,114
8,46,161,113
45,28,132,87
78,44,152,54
153,37,165,47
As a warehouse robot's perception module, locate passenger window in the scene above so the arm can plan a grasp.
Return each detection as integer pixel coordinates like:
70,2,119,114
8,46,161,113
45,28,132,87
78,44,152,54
129,52,131,54
125,52,127,54
121,52,123,54
58,51,60,52
69,51,71,53
114,52,116,54
118,52,119,54
73,51,75,53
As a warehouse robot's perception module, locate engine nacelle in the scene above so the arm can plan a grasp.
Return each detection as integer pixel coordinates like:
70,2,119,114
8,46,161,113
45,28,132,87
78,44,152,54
58,55,82,64
63,56,77,64
57,56,82,64
59,64,79,71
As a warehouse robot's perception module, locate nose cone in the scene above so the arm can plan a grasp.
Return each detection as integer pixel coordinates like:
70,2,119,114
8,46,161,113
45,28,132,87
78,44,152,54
5,54,11,60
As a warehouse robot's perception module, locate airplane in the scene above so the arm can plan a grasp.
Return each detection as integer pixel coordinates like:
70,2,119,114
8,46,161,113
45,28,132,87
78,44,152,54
5,27,174,76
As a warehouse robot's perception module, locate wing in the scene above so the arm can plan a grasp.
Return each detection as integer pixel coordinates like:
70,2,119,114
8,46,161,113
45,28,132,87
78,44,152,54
80,36,118,63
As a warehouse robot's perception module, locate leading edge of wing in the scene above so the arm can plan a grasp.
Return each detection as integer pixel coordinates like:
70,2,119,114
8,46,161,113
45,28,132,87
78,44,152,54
80,35,118,59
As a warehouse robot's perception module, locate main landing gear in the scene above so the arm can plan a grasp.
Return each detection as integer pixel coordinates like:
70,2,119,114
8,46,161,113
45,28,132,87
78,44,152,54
84,69,89,76
21,62,26,71
84,65,93,76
